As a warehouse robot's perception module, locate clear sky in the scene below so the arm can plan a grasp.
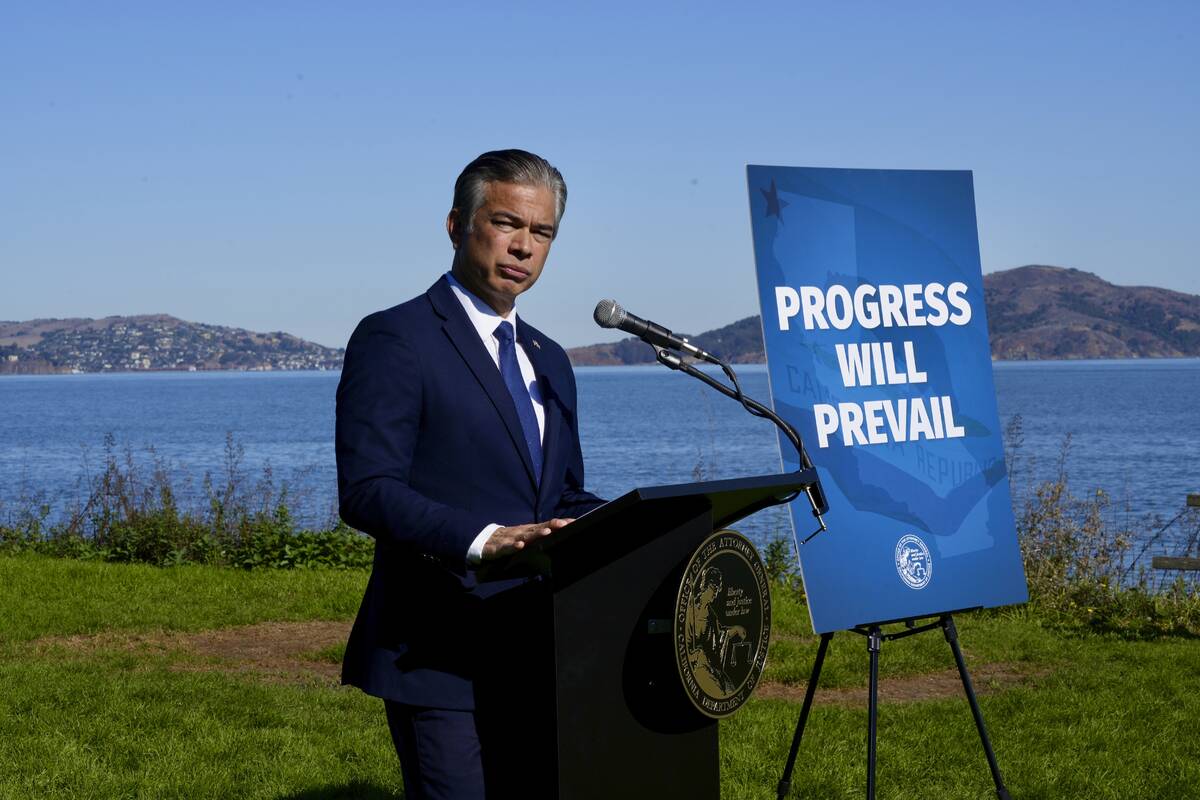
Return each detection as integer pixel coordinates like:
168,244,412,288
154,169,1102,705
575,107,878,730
2,2,1197,348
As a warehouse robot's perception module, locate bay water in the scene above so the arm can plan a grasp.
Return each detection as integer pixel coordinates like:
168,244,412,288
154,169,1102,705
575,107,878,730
2,360,1198,554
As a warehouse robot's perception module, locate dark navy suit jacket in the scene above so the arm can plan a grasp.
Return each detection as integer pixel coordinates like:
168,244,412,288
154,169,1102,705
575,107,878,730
335,275,604,710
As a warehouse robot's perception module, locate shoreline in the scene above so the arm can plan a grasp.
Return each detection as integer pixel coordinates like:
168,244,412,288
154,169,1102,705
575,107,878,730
6,355,1200,378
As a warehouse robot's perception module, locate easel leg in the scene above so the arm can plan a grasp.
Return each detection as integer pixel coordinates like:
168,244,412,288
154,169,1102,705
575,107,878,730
777,632,833,799
865,626,882,800
941,616,1012,800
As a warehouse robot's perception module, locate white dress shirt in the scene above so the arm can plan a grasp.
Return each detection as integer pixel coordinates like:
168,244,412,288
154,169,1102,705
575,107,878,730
444,272,546,566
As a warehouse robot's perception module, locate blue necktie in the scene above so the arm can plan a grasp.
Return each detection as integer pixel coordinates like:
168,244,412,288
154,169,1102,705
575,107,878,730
494,321,543,483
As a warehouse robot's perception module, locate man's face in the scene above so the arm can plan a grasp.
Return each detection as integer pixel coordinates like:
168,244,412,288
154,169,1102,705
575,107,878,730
448,181,558,315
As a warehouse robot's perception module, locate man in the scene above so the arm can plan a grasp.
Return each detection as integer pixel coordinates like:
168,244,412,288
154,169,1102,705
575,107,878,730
335,149,605,798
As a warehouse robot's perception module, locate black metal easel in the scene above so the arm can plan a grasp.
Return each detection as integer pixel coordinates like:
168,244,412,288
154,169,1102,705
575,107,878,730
776,614,1012,800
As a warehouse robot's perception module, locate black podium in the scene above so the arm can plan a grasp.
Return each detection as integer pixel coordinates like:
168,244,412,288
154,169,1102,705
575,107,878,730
475,470,820,799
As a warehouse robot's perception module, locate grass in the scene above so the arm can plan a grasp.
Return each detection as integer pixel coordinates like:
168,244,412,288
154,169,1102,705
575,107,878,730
3,554,1199,798
0,555,383,800
728,614,1200,799
0,655,400,800
0,554,365,643
725,652,1200,800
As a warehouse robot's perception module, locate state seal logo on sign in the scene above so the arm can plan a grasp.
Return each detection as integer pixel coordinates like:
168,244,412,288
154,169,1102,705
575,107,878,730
674,530,771,718
895,534,932,590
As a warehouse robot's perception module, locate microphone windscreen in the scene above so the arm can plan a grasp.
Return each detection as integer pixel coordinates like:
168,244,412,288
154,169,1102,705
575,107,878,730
593,299,626,329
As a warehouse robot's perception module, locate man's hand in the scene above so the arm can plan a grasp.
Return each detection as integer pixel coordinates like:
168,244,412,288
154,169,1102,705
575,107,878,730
481,518,574,560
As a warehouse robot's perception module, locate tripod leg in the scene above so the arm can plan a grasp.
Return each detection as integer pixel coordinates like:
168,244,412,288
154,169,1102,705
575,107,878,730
866,626,882,800
777,632,833,799
942,616,1012,800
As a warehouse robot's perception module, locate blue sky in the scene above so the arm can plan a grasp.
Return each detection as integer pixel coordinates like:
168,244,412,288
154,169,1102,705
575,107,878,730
2,2,1197,348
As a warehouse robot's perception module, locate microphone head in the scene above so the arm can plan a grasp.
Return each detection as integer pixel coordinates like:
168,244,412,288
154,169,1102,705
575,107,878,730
593,299,626,329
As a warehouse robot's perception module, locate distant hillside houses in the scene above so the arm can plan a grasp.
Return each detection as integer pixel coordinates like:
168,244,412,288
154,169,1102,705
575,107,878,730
0,315,344,375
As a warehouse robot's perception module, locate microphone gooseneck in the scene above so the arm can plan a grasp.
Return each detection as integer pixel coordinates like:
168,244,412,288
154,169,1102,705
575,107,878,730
592,299,829,543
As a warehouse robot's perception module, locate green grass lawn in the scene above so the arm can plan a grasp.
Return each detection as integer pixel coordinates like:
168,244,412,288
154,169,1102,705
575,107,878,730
2,553,1197,799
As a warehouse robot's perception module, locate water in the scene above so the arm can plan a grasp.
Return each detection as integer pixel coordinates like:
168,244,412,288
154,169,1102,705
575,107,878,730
0,370,340,522
2,360,1198,552
992,360,1200,514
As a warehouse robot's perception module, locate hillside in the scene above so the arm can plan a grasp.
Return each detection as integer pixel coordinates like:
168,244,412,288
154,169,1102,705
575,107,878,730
984,265,1200,359
3,267,1195,373
0,315,343,375
566,266,1200,364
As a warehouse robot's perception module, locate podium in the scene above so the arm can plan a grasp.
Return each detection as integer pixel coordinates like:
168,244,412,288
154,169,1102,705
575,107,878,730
475,470,821,799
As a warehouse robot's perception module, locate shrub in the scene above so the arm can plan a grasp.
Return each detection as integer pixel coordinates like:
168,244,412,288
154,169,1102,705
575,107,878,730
0,433,373,570
1011,422,1200,636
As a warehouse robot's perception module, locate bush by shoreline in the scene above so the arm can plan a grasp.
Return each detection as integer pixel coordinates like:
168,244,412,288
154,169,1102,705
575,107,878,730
0,433,372,570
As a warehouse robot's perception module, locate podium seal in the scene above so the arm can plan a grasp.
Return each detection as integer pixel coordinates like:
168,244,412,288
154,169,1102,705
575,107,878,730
674,529,772,718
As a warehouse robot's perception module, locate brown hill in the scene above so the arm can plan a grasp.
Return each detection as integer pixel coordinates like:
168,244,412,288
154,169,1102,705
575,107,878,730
984,265,1200,359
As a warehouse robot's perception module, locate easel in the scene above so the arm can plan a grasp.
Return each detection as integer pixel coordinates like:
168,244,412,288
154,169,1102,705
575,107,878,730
776,613,1011,800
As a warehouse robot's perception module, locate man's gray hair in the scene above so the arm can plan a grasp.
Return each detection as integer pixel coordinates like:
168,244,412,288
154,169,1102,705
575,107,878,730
453,149,567,234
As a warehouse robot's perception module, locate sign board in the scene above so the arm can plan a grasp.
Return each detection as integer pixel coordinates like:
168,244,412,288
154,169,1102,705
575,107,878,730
746,165,1028,633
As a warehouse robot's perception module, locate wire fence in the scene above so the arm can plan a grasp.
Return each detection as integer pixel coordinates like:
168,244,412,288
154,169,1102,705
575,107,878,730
1134,497,1200,592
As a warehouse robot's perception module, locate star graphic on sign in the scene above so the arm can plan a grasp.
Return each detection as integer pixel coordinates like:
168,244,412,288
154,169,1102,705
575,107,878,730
760,179,788,221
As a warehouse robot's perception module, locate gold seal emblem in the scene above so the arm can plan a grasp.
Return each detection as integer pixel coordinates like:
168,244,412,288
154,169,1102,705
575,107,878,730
674,529,772,718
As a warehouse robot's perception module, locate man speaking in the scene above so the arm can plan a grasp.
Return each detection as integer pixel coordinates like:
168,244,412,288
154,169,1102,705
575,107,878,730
335,149,605,798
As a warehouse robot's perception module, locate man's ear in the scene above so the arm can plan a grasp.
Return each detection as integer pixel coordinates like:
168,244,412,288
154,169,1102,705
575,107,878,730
446,209,461,250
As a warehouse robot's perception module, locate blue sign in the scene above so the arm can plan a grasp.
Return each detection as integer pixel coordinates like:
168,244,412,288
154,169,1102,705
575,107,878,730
747,166,1028,633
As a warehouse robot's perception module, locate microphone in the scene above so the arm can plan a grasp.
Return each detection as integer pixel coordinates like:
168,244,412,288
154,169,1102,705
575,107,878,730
593,300,720,364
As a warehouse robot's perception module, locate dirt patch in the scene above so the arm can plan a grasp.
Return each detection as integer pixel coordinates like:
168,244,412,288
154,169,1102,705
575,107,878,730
34,620,353,686
755,662,1048,706
35,623,1047,700
178,620,351,684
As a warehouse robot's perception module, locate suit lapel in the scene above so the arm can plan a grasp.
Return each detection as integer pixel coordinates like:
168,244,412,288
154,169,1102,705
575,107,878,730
427,278,539,488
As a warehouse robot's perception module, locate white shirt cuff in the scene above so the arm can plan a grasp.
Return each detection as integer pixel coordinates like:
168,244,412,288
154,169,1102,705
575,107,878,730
466,523,502,567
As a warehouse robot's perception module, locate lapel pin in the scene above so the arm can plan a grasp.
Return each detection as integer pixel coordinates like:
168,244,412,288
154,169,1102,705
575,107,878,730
532,339,541,350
